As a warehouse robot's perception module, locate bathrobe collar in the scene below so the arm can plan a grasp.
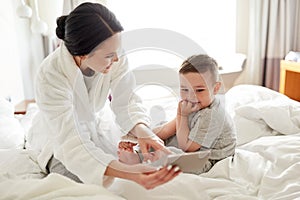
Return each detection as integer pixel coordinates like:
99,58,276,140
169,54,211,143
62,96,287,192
58,43,94,121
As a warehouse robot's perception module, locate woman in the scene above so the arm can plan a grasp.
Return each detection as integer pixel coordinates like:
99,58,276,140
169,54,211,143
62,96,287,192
27,2,180,190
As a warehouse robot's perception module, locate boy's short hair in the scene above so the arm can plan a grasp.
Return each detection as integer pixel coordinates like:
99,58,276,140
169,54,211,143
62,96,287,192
179,54,219,85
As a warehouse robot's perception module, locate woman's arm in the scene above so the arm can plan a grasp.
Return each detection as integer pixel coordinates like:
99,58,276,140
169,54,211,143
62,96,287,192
105,160,181,190
110,56,151,135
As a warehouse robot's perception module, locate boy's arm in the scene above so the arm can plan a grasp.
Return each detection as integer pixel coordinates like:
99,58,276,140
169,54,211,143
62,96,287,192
176,113,201,152
153,118,176,140
176,101,201,152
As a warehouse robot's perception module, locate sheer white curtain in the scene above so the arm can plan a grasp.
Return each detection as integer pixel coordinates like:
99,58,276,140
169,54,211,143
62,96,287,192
236,0,300,91
3,0,45,101
0,0,25,103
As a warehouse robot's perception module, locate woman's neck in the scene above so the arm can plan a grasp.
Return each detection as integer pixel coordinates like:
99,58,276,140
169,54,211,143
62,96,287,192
73,55,95,77
81,67,95,77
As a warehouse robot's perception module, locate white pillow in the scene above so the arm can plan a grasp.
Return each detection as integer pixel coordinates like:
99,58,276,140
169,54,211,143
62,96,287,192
0,98,25,149
0,97,14,117
225,84,286,118
225,84,300,146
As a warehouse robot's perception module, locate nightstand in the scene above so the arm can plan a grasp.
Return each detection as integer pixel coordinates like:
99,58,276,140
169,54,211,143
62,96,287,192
14,99,35,115
279,60,300,101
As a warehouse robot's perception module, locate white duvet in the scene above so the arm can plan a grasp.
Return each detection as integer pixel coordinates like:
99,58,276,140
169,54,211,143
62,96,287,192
0,85,300,200
108,134,300,200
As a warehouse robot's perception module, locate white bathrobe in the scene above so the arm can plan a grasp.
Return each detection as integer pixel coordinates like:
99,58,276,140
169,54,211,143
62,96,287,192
27,44,150,186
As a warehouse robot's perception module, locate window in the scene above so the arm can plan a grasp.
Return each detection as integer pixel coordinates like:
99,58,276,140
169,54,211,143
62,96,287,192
107,0,238,71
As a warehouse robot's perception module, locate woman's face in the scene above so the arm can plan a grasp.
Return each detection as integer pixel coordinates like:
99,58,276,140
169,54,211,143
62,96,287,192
80,32,121,74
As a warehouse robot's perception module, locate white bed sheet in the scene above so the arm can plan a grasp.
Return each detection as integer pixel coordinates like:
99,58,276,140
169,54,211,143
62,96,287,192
0,84,300,199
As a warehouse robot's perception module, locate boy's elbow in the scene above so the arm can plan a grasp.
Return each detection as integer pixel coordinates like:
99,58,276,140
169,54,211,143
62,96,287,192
178,141,190,152
179,141,201,152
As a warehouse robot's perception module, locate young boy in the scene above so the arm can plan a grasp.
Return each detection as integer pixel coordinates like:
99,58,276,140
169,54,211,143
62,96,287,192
119,54,236,174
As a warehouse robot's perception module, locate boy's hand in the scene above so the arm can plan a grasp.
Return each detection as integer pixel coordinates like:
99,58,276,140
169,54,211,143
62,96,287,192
177,100,200,116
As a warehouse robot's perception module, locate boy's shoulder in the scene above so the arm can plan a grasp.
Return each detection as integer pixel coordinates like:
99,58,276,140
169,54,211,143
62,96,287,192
189,96,232,125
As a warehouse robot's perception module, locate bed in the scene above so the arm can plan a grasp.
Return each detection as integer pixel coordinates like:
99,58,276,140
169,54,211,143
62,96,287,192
0,84,300,200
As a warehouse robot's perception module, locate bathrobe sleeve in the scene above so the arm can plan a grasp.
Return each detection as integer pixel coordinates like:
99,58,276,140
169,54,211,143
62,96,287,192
35,56,115,186
109,55,151,133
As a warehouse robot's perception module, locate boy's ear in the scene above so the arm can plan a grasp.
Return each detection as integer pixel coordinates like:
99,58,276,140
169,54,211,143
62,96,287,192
213,82,221,94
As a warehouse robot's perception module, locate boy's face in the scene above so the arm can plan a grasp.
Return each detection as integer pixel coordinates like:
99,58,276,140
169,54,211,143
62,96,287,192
179,72,220,109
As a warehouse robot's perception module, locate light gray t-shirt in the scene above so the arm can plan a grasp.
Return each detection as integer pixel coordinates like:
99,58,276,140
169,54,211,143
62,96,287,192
188,96,236,160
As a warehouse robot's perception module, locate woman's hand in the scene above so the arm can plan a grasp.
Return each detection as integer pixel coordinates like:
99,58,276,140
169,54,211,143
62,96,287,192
132,165,181,190
130,124,171,158
137,134,166,153
106,160,181,190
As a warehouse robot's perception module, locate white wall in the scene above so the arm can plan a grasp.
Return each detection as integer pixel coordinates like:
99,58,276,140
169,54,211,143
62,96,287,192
0,0,250,105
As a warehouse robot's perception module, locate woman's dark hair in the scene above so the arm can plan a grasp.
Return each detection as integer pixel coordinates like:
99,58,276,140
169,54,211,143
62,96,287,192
56,2,123,56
